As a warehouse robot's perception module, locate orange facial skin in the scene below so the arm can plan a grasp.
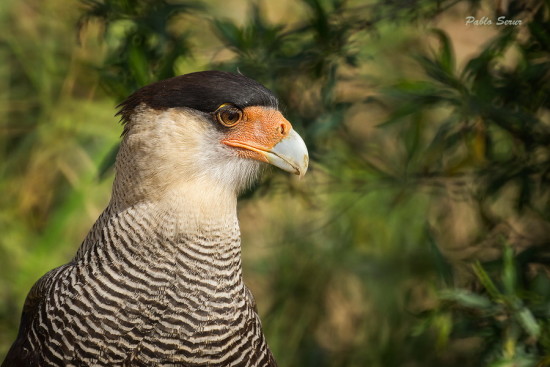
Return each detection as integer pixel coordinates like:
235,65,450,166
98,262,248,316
220,106,293,162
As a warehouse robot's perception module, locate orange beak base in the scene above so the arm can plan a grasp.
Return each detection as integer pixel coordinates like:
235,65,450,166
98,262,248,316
221,106,309,176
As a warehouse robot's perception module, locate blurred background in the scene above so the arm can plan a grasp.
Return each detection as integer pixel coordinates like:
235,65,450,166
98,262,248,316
1,0,550,365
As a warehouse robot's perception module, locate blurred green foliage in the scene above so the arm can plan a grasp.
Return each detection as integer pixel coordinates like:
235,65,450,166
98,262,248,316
2,0,550,366
78,0,203,98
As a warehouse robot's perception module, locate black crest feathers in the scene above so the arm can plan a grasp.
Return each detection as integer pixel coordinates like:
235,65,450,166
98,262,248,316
116,71,278,132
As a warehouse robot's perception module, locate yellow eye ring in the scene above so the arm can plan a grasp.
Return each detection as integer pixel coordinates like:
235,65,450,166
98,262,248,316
215,103,243,127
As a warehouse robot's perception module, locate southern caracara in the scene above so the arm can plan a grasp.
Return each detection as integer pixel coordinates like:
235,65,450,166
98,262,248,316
2,71,308,367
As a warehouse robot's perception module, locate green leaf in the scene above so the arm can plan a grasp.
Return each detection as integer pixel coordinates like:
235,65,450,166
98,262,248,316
212,19,243,50
430,28,455,74
516,307,541,338
440,289,493,309
128,43,150,86
502,246,517,295
473,262,502,300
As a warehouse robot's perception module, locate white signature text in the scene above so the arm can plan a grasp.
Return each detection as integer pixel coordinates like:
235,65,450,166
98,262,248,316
465,16,522,26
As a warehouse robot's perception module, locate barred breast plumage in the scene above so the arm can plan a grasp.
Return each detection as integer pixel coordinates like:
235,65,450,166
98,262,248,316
3,71,308,367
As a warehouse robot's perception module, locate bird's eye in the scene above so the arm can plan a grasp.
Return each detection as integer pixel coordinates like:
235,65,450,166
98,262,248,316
215,104,243,127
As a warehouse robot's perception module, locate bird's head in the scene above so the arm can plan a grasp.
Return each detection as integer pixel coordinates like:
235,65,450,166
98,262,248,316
112,71,308,207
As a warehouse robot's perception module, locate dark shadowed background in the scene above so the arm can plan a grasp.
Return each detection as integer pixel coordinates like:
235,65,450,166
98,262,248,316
1,0,550,365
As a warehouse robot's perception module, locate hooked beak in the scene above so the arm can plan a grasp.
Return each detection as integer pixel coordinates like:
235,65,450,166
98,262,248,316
263,129,309,177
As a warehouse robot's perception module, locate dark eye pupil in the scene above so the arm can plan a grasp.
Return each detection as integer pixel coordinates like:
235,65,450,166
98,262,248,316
224,111,238,121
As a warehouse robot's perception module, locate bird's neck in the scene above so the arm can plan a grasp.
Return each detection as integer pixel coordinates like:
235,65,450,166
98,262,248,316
76,179,241,281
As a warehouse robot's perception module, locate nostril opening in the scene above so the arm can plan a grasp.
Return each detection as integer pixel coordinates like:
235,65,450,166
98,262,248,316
279,124,286,135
